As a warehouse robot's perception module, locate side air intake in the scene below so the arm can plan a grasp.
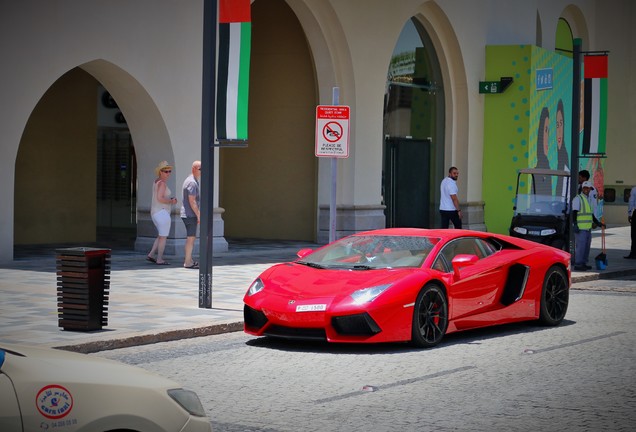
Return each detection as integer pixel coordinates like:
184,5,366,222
500,264,530,306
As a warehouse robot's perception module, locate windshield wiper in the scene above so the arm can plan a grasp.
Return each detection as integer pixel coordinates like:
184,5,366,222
352,264,373,270
297,261,326,269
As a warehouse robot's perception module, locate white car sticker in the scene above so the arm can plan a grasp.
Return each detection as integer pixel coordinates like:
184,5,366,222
36,384,74,419
296,304,327,312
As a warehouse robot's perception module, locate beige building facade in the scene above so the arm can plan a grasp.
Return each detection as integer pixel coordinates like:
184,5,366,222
1,0,635,263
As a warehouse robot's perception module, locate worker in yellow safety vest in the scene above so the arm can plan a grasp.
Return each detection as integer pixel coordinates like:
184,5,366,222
572,180,604,271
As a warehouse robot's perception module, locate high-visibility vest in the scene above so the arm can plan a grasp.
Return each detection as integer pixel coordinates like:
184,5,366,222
576,194,593,230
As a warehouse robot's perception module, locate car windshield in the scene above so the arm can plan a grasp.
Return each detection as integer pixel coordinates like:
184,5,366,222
513,170,570,217
514,193,567,216
297,235,440,269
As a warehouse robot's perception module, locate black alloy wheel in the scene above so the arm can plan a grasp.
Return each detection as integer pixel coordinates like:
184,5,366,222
411,284,448,348
539,265,569,325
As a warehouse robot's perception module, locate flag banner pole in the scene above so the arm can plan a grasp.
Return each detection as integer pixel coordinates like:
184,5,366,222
199,0,217,308
569,38,582,263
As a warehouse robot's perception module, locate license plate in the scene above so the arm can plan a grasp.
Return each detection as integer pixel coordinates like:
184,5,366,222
529,231,541,236
296,304,327,312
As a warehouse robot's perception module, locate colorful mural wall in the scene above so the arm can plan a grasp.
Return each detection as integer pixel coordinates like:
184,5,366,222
482,45,605,234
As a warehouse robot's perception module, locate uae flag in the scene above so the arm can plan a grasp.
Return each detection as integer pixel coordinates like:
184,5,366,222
582,54,608,155
217,0,251,141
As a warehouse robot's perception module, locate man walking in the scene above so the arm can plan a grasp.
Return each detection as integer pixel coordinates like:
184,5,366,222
439,166,462,229
625,185,636,259
180,160,201,269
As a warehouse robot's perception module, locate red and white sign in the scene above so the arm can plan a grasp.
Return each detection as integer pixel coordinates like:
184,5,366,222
36,384,74,419
315,105,350,158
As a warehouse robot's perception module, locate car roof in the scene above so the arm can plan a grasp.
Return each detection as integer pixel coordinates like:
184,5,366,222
350,228,549,251
351,228,490,242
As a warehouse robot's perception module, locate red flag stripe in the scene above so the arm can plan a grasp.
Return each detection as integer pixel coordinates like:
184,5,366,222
219,0,251,23
584,55,608,79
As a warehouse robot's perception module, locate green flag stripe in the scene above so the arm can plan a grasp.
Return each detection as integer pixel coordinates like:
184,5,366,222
236,22,251,140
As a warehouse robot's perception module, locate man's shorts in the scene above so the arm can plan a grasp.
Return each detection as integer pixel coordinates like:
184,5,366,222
181,217,198,237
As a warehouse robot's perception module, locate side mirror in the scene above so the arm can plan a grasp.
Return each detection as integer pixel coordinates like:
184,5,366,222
297,248,314,259
452,254,479,280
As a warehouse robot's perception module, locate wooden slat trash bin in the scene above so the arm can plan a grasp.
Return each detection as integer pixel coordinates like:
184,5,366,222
56,247,111,331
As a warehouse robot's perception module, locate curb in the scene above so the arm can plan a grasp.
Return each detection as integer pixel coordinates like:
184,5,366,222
571,267,636,283
54,321,244,354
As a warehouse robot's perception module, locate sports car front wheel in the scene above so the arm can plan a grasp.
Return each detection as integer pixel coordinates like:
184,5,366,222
538,265,569,325
411,284,448,348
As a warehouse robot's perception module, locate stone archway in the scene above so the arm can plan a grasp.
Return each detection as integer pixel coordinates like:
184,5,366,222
14,60,177,254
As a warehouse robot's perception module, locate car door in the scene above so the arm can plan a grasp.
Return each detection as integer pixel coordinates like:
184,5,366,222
0,372,22,432
433,238,508,319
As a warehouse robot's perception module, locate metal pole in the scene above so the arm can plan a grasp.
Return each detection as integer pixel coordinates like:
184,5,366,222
569,38,582,264
329,87,340,243
199,0,217,308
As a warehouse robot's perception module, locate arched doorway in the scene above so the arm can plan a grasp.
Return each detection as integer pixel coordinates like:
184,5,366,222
383,18,445,228
14,68,136,249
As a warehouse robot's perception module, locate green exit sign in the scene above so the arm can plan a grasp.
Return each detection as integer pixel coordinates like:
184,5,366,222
479,81,500,93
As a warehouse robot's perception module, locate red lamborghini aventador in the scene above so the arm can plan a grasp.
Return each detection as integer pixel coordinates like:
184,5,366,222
243,228,570,348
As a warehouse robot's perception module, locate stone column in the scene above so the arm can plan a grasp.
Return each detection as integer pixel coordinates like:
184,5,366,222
461,201,487,231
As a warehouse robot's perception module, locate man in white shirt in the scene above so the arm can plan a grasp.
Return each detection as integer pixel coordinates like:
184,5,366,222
439,166,462,229
626,185,636,259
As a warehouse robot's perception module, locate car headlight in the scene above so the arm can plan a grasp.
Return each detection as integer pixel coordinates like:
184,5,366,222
167,388,207,417
350,284,391,304
247,278,265,296
513,227,528,235
540,228,557,236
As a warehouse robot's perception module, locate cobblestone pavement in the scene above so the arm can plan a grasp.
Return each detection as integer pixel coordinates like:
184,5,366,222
95,287,636,432
1,226,635,353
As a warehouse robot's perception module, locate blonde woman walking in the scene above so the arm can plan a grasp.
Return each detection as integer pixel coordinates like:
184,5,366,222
147,161,177,265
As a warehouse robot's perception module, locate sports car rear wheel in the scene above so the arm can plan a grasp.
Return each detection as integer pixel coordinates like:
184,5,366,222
411,284,448,348
538,265,569,325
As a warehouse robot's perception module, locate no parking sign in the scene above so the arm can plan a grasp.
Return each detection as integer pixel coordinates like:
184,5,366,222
315,105,350,158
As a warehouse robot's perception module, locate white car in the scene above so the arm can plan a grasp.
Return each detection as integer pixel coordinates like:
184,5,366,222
0,343,212,432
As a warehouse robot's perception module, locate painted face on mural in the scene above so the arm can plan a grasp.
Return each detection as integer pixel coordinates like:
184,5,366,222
543,117,550,156
556,109,564,149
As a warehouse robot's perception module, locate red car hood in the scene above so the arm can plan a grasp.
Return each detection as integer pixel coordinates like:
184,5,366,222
258,263,419,298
